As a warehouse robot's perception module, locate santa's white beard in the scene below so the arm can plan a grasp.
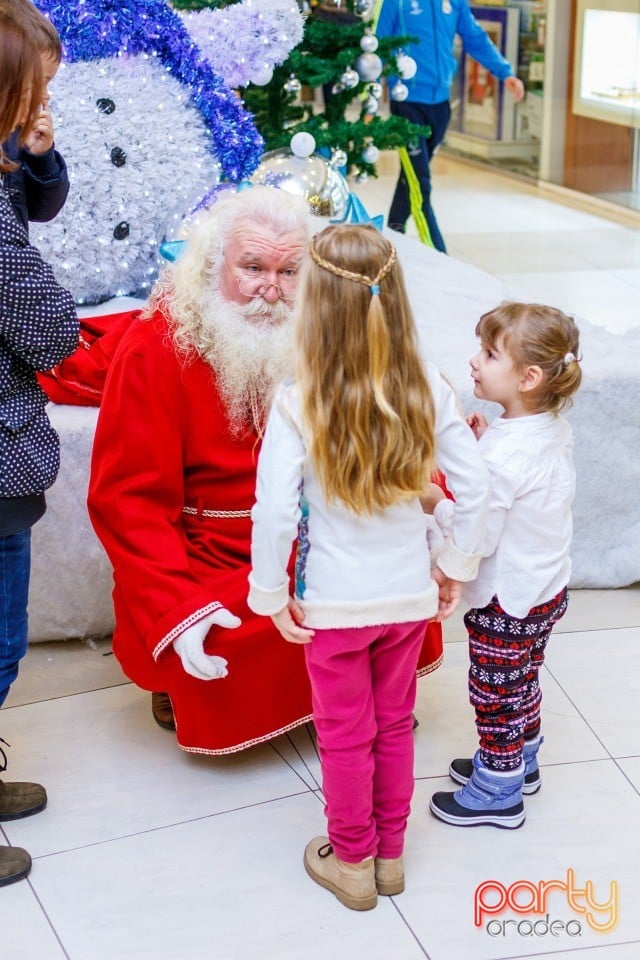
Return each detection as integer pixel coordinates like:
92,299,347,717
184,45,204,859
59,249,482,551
196,294,295,434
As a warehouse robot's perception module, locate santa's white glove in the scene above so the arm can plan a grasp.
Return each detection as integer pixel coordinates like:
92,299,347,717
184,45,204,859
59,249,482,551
425,499,455,566
173,607,240,681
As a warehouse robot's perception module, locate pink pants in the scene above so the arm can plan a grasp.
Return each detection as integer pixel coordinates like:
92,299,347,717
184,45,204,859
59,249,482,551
304,619,427,863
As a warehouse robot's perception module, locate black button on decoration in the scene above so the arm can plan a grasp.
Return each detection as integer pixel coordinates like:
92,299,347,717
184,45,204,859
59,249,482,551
110,146,127,167
96,98,116,114
113,221,130,240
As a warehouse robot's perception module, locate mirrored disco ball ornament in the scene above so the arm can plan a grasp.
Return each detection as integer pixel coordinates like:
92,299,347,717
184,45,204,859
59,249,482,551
354,52,382,82
330,148,348,168
390,81,409,101
250,148,349,218
284,74,302,94
340,67,360,90
363,95,380,115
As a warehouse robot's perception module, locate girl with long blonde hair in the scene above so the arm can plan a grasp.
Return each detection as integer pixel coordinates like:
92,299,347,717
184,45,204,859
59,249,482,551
249,224,490,911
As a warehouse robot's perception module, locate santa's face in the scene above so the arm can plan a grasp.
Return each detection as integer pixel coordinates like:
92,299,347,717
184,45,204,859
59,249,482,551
219,220,307,314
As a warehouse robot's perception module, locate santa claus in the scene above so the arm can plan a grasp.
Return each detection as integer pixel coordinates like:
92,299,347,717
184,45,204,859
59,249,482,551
87,186,443,755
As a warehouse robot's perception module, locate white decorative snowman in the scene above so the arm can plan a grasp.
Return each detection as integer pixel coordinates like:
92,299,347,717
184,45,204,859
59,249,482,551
26,0,304,642
33,0,303,304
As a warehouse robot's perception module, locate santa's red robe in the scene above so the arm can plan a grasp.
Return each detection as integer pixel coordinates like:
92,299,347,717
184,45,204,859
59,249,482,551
88,311,443,754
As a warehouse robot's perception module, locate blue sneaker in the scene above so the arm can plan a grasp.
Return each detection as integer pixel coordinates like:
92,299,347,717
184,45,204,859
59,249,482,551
430,757,525,828
449,737,543,796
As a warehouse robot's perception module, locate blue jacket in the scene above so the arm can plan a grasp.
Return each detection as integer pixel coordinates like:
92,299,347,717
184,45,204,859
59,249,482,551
376,0,514,104
0,184,78,506
3,131,69,234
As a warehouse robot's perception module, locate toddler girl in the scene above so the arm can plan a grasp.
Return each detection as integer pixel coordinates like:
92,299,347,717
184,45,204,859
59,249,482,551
430,301,582,829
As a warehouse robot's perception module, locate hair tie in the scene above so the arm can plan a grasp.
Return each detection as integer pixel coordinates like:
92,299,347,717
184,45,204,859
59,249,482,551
370,284,380,296
563,352,577,367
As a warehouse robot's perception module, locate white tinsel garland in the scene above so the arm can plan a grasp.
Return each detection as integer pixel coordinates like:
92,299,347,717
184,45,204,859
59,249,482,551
180,0,304,89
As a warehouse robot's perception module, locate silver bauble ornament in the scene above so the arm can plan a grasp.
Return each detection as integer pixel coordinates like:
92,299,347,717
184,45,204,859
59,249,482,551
250,148,349,218
355,0,374,14
361,143,380,164
290,131,316,158
330,148,348,169
251,63,274,87
367,81,383,100
354,52,382,82
355,171,369,184
284,74,302,95
396,54,418,80
359,33,379,53
362,95,380,115
340,68,360,90
390,81,409,102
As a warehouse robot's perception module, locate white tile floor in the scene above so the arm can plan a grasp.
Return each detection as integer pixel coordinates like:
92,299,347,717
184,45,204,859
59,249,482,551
2,155,640,960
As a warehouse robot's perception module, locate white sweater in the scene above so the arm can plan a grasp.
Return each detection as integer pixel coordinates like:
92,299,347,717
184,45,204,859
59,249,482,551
248,363,490,630
462,412,575,618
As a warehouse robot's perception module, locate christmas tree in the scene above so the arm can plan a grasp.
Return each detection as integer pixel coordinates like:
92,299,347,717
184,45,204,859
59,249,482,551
171,0,429,181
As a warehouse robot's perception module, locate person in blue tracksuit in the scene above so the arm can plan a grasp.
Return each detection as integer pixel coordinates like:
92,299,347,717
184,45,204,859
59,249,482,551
375,0,524,252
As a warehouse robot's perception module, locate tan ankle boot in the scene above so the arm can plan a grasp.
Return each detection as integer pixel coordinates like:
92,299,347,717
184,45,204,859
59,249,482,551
304,836,377,911
374,855,405,895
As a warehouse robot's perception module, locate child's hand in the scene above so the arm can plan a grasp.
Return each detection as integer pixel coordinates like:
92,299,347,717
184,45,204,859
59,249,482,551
420,481,446,514
271,598,315,645
24,103,55,155
431,567,462,621
466,411,488,440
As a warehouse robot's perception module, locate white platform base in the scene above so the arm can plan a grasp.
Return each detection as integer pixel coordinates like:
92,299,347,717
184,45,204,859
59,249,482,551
27,240,640,641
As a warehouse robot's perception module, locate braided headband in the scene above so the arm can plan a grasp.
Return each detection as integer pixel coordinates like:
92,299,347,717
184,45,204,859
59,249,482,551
308,236,397,296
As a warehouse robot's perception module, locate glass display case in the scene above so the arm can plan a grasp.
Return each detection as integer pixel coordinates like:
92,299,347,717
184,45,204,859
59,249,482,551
573,0,640,128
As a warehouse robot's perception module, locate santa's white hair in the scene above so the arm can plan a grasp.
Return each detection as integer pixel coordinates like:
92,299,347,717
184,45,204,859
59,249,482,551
146,186,311,432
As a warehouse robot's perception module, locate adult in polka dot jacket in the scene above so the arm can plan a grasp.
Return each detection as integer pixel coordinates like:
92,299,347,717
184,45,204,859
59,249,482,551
0,183,78,533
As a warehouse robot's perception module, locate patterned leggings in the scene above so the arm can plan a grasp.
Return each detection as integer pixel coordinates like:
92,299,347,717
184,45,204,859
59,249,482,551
464,587,568,771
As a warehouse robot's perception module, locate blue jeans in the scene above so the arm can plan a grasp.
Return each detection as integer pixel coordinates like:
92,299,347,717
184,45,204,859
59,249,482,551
388,99,452,254
0,530,31,707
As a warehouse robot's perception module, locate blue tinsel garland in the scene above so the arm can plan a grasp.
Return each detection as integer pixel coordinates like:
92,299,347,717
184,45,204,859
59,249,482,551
34,0,264,181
